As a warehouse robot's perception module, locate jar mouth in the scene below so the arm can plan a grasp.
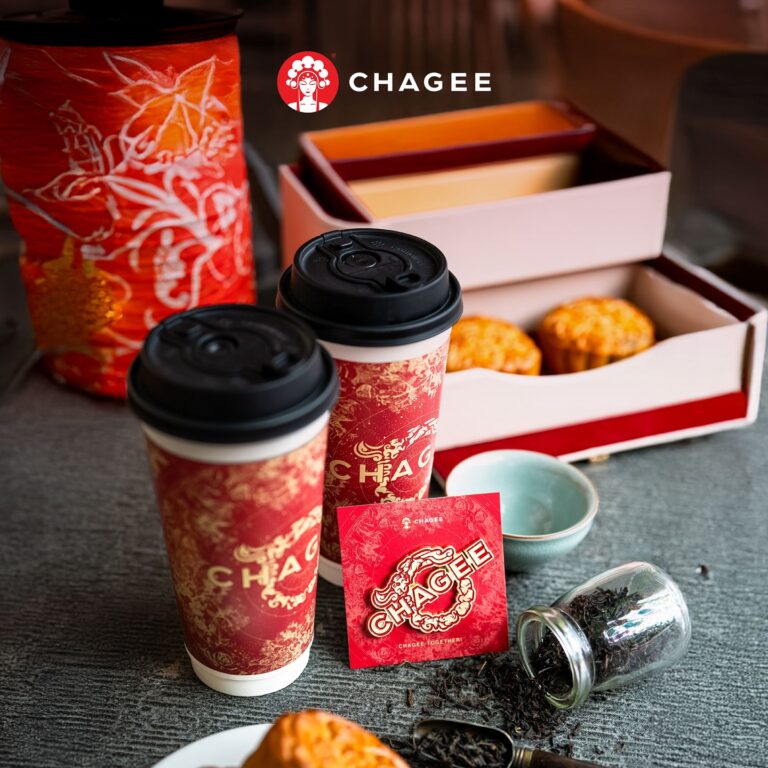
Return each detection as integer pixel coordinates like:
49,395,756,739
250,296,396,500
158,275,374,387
516,605,595,710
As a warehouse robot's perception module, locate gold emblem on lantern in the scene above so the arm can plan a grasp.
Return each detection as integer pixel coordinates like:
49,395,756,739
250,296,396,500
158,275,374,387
26,237,123,352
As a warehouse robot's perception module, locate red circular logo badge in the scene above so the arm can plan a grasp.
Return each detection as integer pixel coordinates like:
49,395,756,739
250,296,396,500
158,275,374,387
277,51,339,113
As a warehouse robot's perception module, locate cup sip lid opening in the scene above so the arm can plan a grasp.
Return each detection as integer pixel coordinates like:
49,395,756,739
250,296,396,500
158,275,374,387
277,228,463,347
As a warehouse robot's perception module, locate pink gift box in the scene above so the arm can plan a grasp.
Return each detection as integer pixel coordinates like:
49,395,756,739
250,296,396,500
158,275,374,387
280,103,766,469
432,253,765,477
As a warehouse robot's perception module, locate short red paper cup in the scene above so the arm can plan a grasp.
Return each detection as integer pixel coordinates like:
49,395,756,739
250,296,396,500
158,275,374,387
278,229,463,585
143,420,328,694
128,305,338,695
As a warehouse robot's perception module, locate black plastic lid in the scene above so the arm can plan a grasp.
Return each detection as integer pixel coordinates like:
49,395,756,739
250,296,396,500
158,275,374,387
127,305,339,444
0,1,241,46
277,229,463,347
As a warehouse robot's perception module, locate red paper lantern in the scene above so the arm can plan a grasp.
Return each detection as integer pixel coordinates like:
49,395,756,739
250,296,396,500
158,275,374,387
0,7,255,397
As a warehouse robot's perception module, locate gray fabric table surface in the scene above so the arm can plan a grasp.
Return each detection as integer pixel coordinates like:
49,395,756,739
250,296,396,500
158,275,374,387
1,367,767,768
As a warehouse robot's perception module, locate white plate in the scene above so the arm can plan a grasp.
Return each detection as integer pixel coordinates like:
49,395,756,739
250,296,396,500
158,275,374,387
152,724,271,768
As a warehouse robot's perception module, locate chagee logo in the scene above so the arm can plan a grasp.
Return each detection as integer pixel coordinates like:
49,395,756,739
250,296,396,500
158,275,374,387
277,51,339,113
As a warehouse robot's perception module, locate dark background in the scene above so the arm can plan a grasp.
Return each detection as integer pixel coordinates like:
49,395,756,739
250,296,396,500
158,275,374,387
1,0,767,396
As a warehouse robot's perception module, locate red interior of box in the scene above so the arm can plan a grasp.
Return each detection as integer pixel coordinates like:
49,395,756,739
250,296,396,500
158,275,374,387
297,122,665,223
306,101,592,160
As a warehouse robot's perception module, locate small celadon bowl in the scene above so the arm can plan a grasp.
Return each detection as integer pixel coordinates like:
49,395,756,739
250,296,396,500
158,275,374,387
445,450,598,572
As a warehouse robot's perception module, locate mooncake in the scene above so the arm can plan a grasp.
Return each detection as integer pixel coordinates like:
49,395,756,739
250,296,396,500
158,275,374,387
242,710,410,768
538,297,655,373
448,315,541,375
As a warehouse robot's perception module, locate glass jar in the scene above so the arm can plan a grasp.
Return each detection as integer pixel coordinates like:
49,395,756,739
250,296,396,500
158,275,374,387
516,561,691,709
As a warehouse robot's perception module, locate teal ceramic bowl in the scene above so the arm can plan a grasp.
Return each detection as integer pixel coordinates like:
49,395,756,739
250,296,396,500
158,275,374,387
445,450,598,571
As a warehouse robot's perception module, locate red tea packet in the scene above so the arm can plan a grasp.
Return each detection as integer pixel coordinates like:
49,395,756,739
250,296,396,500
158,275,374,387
338,493,509,669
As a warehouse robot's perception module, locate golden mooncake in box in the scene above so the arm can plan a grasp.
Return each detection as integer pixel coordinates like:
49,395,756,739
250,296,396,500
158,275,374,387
242,710,409,768
448,315,542,375
538,297,655,373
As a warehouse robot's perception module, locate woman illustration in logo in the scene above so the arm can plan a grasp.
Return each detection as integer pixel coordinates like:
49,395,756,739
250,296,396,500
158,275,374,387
286,55,331,112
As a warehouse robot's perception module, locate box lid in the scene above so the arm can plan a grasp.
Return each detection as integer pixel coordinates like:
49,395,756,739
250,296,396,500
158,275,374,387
291,102,670,289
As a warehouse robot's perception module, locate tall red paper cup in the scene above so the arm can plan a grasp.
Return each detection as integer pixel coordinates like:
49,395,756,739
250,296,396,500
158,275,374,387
128,305,338,695
277,229,463,586
317,334,450,583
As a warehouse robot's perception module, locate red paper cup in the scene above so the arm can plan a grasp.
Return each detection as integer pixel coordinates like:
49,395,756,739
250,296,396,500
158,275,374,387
278,229,463,585
128,305,338,695
317,334,450,583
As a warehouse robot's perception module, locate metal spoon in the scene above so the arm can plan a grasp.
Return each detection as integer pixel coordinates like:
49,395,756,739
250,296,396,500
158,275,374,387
415,718,606,768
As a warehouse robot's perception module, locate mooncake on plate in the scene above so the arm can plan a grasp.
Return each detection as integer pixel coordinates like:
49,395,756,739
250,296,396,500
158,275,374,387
242,710,409,768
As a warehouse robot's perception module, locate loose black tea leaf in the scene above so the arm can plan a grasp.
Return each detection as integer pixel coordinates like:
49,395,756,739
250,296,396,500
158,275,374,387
391,727,508,768
422,653,570,740
388,585,655,763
